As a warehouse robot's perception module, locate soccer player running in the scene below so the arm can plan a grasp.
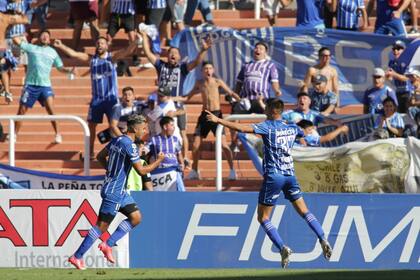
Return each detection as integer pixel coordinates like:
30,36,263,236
53,37,138,159
69,114,165,270
205,99,332,268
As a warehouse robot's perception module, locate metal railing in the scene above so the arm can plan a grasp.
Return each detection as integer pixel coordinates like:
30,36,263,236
0,115,90,175
215,114,266,191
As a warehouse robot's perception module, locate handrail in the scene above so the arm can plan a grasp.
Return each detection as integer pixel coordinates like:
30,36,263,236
215,114,266,191
0,115,90,176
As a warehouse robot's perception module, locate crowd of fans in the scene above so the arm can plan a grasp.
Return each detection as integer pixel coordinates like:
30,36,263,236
0,0,419,186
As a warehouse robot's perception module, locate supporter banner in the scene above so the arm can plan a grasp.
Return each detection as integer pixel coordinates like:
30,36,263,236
151,167,186,191
171,27,411,106
239,135,420,193
0,163,185,191
0,163,104,190
0,190,129,268
129,192,420,269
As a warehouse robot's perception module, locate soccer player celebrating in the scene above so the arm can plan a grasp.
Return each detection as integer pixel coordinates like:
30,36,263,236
68,114,165,270
205,99,333,268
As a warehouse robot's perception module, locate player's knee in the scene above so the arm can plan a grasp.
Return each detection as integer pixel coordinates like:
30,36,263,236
257,214,268,224
130,211,142,226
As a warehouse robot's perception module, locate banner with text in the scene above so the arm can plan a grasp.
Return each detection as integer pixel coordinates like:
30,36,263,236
172,27,411,106
0,190,129,268
129,192,420,269
0,163,185,191
239,135,420,193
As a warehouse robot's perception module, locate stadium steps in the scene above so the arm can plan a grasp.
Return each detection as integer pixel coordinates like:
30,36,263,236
0,5,372,191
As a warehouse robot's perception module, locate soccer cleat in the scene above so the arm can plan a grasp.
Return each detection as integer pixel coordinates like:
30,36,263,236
228,169,237,180
53,134,62,144
98,242,115,263
280,246,292,268
186,169,201,180
68,255,86,270
320,239,332,260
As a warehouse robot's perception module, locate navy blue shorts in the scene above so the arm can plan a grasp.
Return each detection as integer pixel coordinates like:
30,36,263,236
258,173,303,206
20,85,54,108
99,191,137,218
87,99,118,124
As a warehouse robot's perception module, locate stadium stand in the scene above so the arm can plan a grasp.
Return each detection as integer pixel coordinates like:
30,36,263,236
0,0,419,192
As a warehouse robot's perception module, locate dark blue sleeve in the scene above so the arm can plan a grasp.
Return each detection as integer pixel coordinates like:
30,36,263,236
124,138,141,164
155,59,163,72
296,126,305,138
180,63,189,77
110,105,121,121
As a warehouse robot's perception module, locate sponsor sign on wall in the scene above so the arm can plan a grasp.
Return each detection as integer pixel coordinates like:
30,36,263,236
130,192,420,269
0,190,129,268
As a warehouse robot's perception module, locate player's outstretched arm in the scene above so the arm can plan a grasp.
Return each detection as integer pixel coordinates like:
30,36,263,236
132,152,165,175
205,110,254,133
53,39,90,62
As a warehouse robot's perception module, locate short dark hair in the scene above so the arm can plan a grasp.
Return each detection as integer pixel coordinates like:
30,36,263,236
97,36,108,43
168,46,180,53
255,41,268,51
382,97,397,107
297,92,310,99
159,116,174,128
266,99,284,115
127,114,146,132
202,60,213,67
38,29,51,37
297,119,314,129
122,86,134,94
318,47,330,57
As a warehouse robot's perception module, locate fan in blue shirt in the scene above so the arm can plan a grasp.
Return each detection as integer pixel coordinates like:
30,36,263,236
374,97,405,137
205,98,333,268
363,68,398,115
297,119,349,147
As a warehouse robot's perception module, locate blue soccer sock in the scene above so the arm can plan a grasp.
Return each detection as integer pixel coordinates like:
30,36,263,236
74,226,101,259
303,212,325,241
260,219,285,251
106,219,134,247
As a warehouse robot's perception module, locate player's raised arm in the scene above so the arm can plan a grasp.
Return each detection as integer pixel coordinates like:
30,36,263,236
205,110,254,133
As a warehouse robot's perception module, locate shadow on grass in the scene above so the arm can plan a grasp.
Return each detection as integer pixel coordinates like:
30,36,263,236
115,270,420,280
